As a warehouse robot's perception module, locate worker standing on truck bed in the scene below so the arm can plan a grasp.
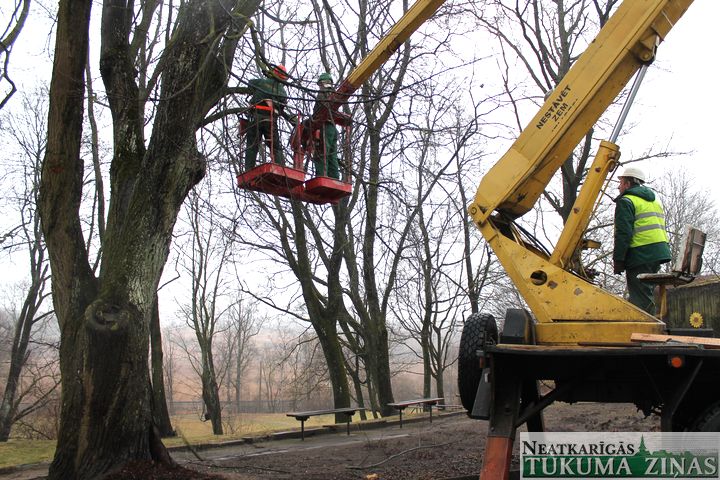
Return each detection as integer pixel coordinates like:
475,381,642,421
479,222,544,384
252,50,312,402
613,166,671,314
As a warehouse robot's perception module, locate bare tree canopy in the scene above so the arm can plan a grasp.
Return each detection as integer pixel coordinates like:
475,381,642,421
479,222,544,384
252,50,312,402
0,0,31,110
0,89,56,442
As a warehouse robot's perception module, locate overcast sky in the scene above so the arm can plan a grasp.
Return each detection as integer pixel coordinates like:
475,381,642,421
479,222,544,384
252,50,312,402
7,0,716,192
626,1,719,205
2,0,718,287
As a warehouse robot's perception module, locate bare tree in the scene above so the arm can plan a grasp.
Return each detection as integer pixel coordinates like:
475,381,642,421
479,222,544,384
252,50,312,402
285,332,332,410
149,296,175,437
254,325,331,412
256,337,288,413
0,288,58,441
0,0,31,110
476,1,619,224
217,296,263,414
658,169,720,272
449,105,499,315
162,325,178,416
38,0,262,477
176,184,235,435
0,90,56,441
390,79,509,401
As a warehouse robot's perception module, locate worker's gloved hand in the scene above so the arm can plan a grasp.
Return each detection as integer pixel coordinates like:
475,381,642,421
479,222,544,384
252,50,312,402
613,260,625,274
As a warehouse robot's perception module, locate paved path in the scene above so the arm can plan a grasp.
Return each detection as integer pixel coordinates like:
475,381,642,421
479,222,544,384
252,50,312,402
172,412,467,464
0,411,468,480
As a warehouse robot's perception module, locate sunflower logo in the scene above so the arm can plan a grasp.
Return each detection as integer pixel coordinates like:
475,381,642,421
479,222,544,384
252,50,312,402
689,312,704,328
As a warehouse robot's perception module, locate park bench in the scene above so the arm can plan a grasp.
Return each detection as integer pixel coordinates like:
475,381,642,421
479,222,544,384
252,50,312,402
387,397,444,428
286,407,366,440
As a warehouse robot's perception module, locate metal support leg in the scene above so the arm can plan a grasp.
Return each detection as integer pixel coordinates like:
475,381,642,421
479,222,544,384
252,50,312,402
482,437,515,480
480,359,522,480
661,358,703,431
399,409,404,428
520,379,545,432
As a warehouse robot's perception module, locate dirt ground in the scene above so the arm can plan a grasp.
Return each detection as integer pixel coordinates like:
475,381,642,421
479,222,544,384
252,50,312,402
176,402,659,480
0,402,659,480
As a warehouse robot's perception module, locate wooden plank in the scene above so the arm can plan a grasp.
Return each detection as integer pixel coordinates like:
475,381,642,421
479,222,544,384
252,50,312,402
630,333,720,349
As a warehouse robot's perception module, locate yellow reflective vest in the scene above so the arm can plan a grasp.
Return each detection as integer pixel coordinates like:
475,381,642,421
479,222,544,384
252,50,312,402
624,194,669,248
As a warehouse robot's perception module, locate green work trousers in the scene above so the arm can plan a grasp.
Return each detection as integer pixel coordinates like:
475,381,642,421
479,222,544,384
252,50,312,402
313,123,338,179
626,262,661,314
245,114,284,169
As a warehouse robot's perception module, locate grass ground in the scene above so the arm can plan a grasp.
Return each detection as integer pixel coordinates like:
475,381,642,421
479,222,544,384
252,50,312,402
165,412,365,447
0,412,371,469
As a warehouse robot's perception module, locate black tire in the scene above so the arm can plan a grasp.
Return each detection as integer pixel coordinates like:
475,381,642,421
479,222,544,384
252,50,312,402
458,313,498,412
688,402,720,431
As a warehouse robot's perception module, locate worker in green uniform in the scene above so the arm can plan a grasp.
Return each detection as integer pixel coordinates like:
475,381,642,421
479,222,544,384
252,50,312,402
243,65,291,170
613,166,671,314
311,72,339,179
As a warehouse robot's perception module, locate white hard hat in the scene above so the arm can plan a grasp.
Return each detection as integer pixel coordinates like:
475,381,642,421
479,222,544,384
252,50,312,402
619,166,646,183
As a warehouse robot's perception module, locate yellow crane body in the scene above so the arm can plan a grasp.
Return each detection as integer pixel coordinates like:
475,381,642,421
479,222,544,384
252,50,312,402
468,0,693,344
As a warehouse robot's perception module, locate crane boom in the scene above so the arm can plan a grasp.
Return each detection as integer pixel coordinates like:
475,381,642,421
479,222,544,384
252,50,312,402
319,0,694,344
328,0,446,104
467,0,694,344
469,0,692,223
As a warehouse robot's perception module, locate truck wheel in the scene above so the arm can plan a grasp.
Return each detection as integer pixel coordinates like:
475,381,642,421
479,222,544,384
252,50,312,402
458,313,498,411
689,402,720,431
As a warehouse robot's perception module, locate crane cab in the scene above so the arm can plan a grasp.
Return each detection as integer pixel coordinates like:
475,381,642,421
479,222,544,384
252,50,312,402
236,110,353,205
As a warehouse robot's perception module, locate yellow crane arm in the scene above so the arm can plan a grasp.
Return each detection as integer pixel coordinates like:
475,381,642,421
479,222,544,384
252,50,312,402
467,0,693,344
330,0,446,101
468,0,692,225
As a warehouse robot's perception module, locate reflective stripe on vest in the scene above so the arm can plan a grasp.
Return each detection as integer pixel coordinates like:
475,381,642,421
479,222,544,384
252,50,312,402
625,194,669,247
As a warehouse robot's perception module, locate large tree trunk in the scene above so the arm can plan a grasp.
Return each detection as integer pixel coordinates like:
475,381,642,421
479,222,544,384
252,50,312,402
201,349,223,435
286,202,352,415
421,329,431,400
39,1,258,477
361,129,395,417
150,296,175,437
39,1,100,476
362,320,395,416
435,370,445,404
315,315,352,422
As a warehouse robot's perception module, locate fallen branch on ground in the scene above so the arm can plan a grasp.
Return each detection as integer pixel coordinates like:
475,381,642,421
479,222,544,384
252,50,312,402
346,440,457,470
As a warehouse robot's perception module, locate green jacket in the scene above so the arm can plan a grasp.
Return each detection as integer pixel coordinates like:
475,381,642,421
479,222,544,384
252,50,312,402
613,184,671,269
312,87,334,123
246,77,288,116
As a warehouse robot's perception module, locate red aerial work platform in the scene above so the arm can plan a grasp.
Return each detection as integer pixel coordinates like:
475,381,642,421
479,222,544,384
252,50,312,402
236,99,353,205
237,165,352,205
236,163,305,199
292,176,353,205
